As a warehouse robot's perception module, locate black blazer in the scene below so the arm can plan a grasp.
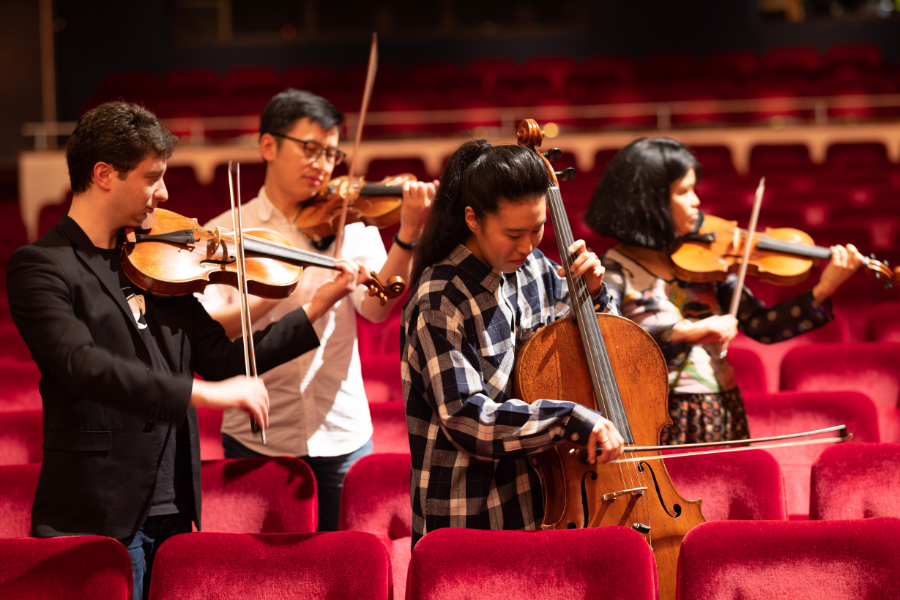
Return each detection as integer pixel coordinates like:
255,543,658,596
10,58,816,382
7,216,320,539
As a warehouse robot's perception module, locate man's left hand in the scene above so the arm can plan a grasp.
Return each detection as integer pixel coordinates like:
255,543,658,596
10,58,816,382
397,180,436,245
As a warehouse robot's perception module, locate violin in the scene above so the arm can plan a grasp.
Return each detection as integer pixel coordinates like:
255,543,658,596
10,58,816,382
120,208,405,304
511,119,850,600
294,173,416,243
672,213,899,288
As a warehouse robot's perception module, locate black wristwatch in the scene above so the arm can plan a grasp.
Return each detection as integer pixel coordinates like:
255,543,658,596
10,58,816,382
393,233,417,251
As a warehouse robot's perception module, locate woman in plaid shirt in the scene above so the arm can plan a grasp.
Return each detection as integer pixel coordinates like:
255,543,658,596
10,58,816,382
401,141,625,548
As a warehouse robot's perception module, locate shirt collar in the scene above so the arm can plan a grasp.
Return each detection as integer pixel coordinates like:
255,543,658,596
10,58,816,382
448,244,503,293
256,186,277,223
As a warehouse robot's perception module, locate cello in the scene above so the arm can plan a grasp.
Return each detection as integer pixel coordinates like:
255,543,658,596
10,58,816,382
511,119,849,600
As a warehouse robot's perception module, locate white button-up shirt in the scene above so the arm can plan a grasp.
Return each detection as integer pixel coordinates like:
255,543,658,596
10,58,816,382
197,187,387,457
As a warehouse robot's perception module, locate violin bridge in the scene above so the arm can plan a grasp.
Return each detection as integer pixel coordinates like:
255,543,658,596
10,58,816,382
601,487,647,502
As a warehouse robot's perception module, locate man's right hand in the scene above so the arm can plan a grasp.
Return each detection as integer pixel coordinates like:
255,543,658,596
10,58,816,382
190,375,269,429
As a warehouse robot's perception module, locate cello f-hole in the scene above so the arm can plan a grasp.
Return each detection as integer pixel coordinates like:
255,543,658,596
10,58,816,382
639,461,682,518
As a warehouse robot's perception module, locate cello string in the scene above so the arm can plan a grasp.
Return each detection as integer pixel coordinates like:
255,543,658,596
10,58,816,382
548,188,635,491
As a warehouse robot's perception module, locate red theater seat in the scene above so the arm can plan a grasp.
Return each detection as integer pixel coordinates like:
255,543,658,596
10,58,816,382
0,359,41,412
0,463,40,538
0,410,43,465
825,142,889,171
749,144,815,174
370,400,408,454
664,449,786,521
195,407,223,461
781,342,900,443
200,457,317,534
676,518,900,600
729,308,848,392
743,391,880,518
340,453,411,600
149,531,391,600
408,527,657,600
866,302,900,342
810,443,900,520
724,347,766,393
0,536,132,599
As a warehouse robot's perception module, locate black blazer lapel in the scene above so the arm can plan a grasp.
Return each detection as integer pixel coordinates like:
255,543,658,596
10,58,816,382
58,217,150,352
148,299,183,375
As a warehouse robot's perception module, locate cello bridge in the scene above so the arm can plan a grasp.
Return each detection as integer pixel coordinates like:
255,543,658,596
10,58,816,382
601,487,647,502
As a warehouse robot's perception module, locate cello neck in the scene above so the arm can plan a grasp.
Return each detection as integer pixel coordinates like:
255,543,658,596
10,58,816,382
755,235,832,261
545,185,636,444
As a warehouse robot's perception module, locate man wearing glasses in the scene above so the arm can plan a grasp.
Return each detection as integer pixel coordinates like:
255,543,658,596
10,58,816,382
198,89,434,531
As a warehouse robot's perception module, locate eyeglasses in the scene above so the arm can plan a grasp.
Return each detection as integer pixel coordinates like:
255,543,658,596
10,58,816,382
268,132,346,165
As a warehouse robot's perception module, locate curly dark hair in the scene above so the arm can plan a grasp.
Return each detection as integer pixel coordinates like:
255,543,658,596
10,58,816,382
411,141,551,284
66,102,178,194
583,137,701,253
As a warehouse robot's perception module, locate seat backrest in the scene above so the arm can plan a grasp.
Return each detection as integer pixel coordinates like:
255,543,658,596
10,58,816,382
0,536,132,599
200,457,317,534
0,359,41,412
369,401,409,453
149,531,391,600
726,347,766,393
340,453,412,600
0,410,43,465
0,463,40,538
810,443,900,520
195,407,224,461
676,518,900,600
408,527,656,600
781,342,900,443
340,453,411,538
664,449,785,521
743,391,880,518
730,309,848,392
865,302,900,342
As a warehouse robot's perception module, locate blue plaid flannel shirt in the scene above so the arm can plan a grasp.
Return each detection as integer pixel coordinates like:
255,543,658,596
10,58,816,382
401,244,618,548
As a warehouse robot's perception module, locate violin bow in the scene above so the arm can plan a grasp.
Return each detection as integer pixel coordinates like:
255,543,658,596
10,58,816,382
228,162,265,445
333,32,378,257
609,424,851,464
720,176,765,358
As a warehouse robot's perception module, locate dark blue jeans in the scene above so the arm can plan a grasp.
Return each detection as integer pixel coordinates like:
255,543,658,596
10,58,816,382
119,512,193,600
221,433,373,532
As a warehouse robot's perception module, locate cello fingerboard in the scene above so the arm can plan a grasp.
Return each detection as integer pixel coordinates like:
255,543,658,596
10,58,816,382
546,185,635,444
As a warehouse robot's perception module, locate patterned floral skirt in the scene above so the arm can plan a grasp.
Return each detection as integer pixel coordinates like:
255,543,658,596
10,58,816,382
660,388,750,445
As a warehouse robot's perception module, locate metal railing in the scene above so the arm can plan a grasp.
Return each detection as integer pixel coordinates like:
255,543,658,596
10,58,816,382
21,92,900,151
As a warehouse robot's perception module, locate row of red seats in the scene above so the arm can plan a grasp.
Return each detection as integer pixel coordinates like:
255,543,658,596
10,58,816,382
1,445,898,598
0,387,886,521
3,519,900,599
84,45,899,127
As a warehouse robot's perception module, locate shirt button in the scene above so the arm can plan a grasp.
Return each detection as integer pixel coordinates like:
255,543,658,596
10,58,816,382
571,432,580,442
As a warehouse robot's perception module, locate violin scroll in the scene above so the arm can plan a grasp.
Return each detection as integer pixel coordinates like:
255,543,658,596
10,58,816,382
363,271,406,306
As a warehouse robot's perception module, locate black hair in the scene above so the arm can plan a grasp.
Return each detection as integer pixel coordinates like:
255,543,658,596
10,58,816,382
583,137,701,252
259,89,344,147
411,141,551,284
66,102,178,194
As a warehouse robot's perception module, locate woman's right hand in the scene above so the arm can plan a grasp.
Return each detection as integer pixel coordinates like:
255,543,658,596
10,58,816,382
587,417,625,465
673,315,738,345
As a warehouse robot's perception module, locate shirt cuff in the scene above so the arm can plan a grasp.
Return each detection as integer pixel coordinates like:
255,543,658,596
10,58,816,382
591,283,617,315
563,403,604,446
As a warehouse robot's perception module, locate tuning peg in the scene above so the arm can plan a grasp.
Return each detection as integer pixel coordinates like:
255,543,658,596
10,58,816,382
555,167,576,182
542,148,562,162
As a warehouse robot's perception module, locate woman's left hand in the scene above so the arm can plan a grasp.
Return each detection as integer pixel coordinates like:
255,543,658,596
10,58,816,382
558,240,605,296
812,244,864,303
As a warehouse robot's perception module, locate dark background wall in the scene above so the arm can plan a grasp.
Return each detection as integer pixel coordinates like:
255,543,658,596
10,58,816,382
1,0,899,178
